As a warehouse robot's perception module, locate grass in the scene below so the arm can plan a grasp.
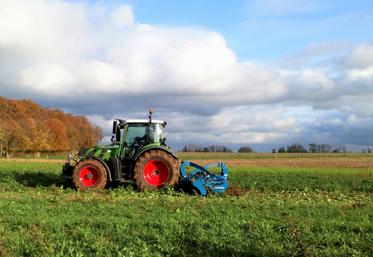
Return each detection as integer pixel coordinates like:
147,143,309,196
0,160,372,257
230,167,373,192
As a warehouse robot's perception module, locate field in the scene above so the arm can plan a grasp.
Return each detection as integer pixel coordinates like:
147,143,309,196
0,153,372,257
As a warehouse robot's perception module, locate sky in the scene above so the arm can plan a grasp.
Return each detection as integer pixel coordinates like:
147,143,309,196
0,0,373,151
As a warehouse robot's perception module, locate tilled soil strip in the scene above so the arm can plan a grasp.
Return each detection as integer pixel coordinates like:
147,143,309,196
2,157,373,168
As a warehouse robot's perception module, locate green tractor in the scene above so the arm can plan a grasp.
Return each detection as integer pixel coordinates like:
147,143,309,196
63,111,180,191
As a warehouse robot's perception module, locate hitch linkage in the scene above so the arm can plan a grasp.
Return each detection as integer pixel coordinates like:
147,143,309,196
179,161,229,196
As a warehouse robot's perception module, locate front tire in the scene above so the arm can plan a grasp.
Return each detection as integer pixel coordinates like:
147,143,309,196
133,150,179,191
73,159,108,191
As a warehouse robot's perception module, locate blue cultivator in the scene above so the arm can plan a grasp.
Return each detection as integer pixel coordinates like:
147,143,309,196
179,161,229,196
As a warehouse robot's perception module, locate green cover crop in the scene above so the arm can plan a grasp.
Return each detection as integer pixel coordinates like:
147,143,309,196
0,158,371,257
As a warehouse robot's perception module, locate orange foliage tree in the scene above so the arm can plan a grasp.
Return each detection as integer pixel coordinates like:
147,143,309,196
0,97,103,156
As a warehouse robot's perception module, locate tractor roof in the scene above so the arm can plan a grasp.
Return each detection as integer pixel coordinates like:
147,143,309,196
124,119,165,124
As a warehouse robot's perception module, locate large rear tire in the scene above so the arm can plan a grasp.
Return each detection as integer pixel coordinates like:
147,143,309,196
133,150,179,191
73,159,107,191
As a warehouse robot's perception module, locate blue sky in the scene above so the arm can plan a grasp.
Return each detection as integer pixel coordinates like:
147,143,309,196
1,0,373,151
117,0,373,60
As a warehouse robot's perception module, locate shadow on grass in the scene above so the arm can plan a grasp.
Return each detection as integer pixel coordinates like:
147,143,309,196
9,172,196,194
13,172,74,189
9,171,132,191
172,233,282,257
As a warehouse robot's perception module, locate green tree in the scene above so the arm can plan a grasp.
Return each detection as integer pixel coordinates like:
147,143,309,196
237,146,254,153
287,143,307,153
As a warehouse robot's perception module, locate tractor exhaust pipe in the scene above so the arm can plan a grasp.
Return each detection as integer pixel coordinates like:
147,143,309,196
148,109,153,123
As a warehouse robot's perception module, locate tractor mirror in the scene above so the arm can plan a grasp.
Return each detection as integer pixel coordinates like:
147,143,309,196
116,130,121,142
112,120,117,134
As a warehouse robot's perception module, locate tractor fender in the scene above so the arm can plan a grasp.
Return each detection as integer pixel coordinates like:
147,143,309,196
77,157,113,182
133,146,178,162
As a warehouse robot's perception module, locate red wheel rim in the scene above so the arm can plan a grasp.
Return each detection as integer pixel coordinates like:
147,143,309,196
143,160,170,186
79,166,99,187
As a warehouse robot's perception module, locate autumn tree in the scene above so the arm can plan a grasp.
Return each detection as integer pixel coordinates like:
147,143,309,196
0,126,5,157
44,118,70,151
0,96,103,155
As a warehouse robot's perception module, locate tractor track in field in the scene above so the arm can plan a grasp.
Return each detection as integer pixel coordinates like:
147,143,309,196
0,158,65,163
188,157,373,168
2,156,373,168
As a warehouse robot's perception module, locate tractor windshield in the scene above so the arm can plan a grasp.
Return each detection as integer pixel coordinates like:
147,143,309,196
126,123,163,147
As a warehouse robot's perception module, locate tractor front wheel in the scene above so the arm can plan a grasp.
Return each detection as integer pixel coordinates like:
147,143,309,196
73,159,108,191
133,150,179,191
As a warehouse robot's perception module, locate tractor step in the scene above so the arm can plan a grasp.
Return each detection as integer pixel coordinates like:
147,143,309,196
179,161,229,196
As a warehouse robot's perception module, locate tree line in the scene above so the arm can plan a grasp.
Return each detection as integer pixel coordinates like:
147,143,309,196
181,143,352,153
181,144,254,153
274,143,347,153
0,97,103,157
362,148,373,153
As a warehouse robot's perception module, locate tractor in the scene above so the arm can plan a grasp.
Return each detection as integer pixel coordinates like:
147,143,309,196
63,111,229,195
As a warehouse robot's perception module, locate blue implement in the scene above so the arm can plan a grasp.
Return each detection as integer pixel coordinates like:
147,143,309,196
179,161,229,196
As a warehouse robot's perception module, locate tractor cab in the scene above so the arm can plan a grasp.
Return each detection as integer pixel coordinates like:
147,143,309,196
112,119,167,151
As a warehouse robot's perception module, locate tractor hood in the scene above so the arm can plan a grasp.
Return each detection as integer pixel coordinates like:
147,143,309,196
79,144,120,161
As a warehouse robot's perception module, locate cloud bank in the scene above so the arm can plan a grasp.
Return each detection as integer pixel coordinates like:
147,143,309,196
0,0,372,150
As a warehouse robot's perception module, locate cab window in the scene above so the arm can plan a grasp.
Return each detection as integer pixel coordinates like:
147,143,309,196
126,124,147,146
125,123,163,147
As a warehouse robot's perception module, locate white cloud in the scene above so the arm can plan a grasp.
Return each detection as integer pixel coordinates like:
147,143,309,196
19,63,76,94
110,5,134,28
86,114,113,134
347,66,373,80
343,44,373,69
0,0,92,59
78,61,125,92
2,0,369,105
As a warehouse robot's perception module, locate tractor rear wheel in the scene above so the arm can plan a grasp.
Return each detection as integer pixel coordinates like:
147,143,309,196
133,150,179,191
73,159,107,191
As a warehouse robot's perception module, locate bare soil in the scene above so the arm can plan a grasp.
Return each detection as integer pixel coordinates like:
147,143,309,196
225,184,248,196
3,156,373,168
0,158,64,163
189,157,373,168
